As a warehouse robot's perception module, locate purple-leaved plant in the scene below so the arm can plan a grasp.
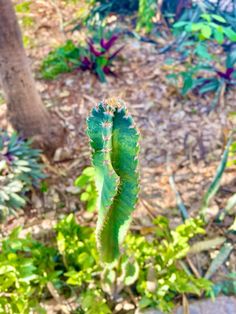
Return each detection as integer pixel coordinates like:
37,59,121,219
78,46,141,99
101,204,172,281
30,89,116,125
80,34,123,82
216,68,235,81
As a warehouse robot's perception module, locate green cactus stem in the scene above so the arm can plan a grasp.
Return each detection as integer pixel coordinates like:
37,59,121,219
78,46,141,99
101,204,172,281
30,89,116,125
87,99,140,263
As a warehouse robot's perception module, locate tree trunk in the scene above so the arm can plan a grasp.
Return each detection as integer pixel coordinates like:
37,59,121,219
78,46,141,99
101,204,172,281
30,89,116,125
0,0,65,154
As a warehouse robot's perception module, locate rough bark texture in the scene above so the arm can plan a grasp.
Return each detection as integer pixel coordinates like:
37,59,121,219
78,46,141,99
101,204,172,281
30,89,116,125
0,0,65,154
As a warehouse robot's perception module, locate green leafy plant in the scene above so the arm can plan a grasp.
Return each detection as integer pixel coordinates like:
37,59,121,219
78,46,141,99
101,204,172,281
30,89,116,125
0,130,45,220
228,138,236,167
173,13,236,43
55,213,99,287
87,99,139,263
56,214,212,313
0,227,60,314
167,57,215,96
171,11,236,86
167,18,236,111
74,167,97,212
126,216,212,312
0,213,213,314
136,0,157,34
15,1,34,28
172,48,236,99
15,1,35,47
78,289,111,314
40,40,82,79
54,214,112,314
41,29,123,82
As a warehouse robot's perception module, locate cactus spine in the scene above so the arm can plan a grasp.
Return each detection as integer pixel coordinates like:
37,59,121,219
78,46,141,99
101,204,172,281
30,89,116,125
87,99,139,263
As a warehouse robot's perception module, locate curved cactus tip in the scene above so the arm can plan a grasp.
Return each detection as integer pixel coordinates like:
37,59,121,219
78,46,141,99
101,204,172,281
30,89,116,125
87,98,140,263
104,97,126,108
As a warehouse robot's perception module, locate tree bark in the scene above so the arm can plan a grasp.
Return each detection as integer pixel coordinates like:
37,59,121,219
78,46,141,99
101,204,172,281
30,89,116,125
0,0,65,154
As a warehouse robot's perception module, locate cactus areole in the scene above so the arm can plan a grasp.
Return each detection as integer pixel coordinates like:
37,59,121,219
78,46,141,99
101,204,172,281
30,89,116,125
87,99,140,263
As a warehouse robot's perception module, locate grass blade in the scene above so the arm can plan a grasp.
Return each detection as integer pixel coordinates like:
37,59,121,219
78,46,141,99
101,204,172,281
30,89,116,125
201,137,232,220
188,237,226,255
204,242,233,279
169,174,188,221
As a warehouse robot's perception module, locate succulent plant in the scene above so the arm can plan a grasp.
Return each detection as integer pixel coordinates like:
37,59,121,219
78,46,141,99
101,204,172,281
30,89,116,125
0,130,45,220
87,99,139,263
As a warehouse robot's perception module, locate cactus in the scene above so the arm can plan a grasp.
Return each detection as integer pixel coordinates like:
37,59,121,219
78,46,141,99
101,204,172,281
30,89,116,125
87,99,139,263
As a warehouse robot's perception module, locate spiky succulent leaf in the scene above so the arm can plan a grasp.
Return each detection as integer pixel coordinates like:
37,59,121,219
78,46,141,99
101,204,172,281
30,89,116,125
201,137,232,220
87,99,139,263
